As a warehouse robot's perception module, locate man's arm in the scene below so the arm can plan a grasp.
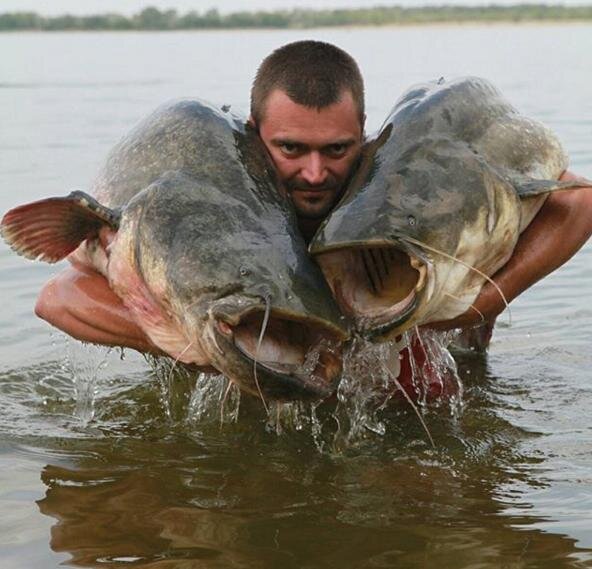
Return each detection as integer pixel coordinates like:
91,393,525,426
35,265,160,354
432,170,592,330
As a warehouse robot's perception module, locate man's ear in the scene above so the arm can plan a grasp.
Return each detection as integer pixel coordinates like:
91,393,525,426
247,115,257,129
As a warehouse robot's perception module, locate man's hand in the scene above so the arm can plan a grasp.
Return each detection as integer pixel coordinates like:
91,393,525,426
431,170,592,332
35,265,160,354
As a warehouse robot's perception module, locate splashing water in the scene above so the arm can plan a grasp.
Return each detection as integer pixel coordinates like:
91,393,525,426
146,356,242,426
303,336,342,376
257,329,465,448
414,328,465,411
301,344,322,376
64,340,111,425
328,329,463,449
331,336,406,447
187,372,241,426
265,399,323,437
143,329,463,448
146,355,199,423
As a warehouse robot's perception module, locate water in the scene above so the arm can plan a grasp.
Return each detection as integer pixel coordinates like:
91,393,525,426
1,24,591,568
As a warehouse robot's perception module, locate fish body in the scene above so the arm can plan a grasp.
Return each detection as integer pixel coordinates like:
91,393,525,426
2,100,347,400
311,77,583,340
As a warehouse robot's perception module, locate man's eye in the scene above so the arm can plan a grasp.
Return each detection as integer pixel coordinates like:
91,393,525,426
325,144,348,157
280,143,300,156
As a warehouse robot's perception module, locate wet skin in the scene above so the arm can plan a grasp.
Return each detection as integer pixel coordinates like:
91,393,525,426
431,169,592,331
309,78,592,341
5,100,349,401
36,263,160,355
34,91,592,356
36,90,364,352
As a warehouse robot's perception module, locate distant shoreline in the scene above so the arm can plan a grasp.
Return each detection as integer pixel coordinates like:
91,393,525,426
1,5,592,32
2,20,591,35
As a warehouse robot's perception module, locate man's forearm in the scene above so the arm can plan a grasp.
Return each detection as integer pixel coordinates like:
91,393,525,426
36,266,160,354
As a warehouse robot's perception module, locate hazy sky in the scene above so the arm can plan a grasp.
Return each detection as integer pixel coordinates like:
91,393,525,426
2,0,589,16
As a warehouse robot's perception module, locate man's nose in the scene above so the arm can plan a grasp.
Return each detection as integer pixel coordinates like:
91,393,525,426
301,152,328,186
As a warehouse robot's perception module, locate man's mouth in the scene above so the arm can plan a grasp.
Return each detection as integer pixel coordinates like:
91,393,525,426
296,191,328,203
291,187,334,195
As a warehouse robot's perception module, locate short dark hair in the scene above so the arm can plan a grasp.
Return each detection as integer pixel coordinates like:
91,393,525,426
250,40,365,125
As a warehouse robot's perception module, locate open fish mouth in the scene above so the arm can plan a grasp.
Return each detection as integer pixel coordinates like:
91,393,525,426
214,311,344,401
314,245,428,338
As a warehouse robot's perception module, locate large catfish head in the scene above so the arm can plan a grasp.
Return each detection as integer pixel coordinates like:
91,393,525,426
310,78,588,341
1,111,348,402
112,166,348,402
310,131,525,339
1,179,347,401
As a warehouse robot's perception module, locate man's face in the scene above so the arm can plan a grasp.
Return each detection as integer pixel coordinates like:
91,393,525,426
256,89,363,220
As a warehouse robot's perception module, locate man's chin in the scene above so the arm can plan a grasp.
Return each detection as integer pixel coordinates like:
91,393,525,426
291,196,337,220
293,204,333,220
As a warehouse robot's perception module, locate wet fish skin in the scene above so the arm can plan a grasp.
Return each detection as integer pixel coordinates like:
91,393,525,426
1,99,348,401
310,77,587,340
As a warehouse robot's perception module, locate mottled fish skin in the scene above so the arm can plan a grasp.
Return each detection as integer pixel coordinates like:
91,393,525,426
91,100,345,329
2,99,349,401
310,77,576,340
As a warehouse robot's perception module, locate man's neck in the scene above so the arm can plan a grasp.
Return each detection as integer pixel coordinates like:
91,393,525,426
297,217,323,245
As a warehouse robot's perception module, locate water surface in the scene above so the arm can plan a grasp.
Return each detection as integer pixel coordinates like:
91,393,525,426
1,25,591,568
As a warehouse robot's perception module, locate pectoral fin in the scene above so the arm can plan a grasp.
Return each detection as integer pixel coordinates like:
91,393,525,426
513,175,592,198
0,190,120,263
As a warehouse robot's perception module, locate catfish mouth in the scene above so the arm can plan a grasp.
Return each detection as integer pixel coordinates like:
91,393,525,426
314,245,427,338
215,311,344,402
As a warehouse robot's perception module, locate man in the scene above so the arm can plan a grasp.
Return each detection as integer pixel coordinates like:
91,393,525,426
36,40,592,358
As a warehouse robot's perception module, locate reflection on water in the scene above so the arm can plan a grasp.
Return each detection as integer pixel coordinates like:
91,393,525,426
0,343,589,567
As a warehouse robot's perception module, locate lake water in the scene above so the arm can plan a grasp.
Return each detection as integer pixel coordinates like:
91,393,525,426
1,24,591,568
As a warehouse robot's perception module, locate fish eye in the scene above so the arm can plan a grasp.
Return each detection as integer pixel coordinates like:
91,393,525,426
239,266,250,277
407,215,417,226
